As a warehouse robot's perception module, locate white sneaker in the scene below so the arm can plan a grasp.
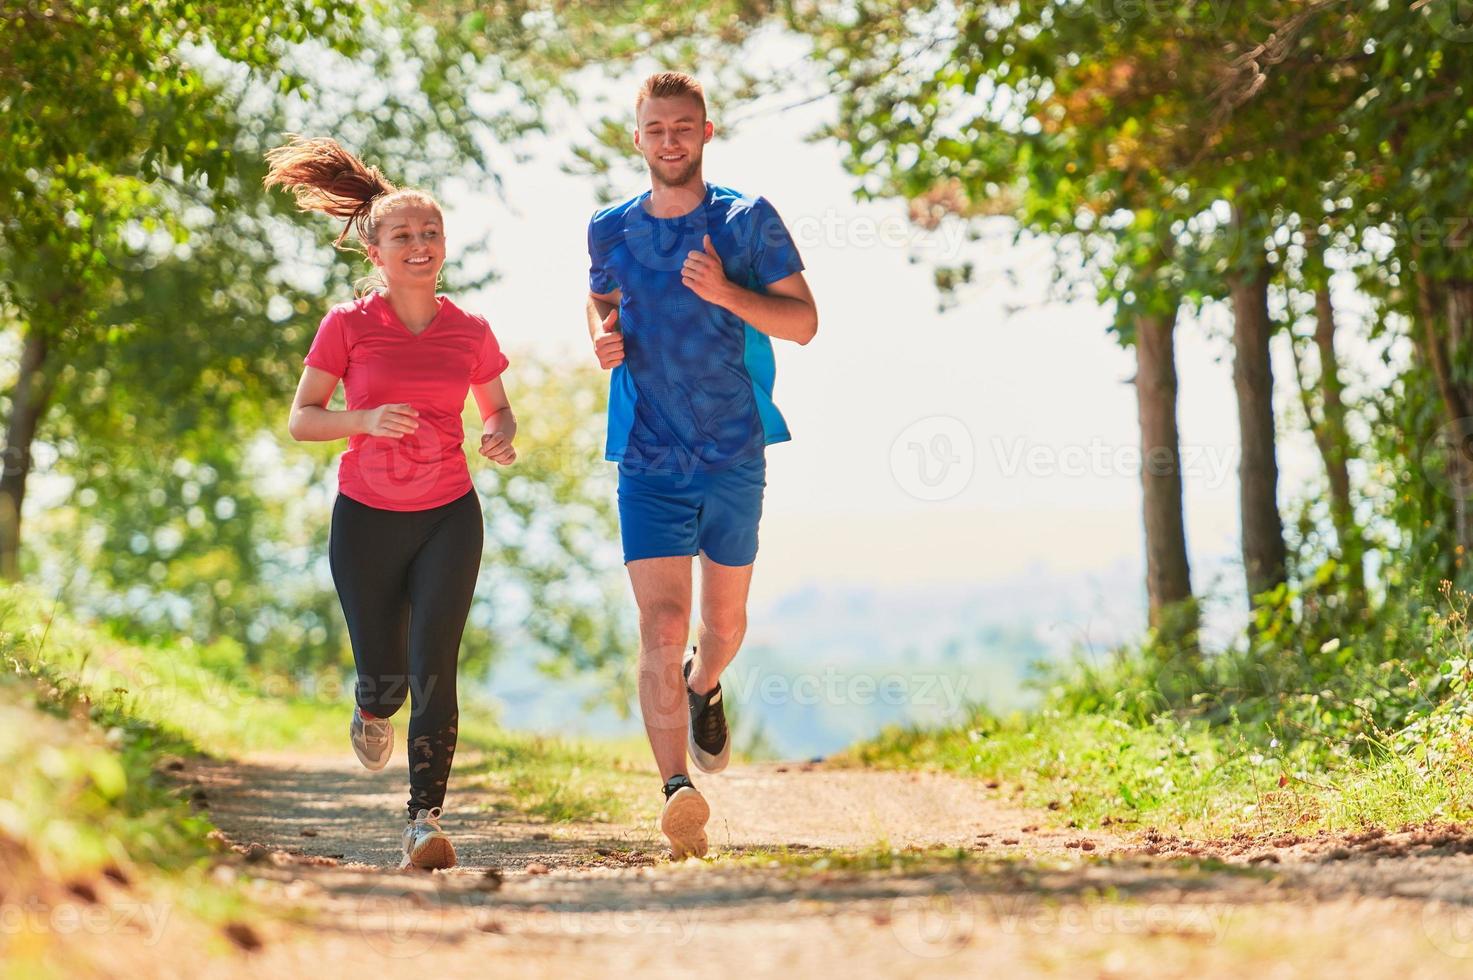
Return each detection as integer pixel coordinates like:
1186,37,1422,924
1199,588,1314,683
659,779,710,860
350,706,393,771
401,807,457,870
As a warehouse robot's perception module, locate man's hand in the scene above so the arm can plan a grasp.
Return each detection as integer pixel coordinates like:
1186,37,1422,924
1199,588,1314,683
594,307,624,369
363,403,419,438
682,234,733,306
479,429,517,465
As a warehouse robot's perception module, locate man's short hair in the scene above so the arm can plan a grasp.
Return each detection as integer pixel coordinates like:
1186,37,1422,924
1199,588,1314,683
636,71,707,119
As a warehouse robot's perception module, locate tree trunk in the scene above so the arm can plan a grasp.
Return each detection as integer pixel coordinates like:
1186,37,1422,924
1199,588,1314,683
1413,267,1473,566
1229,245,1288,602
1312,282,1354,543
1297,243,1364,600
1134,305,1196,639
1447,280,1473,566
0,327,52,580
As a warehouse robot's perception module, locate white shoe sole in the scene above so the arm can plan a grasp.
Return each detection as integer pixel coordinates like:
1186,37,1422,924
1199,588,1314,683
351,714,393,772
402,833,457,870
688,726,731,774
685,653,731,774
660,786,710,860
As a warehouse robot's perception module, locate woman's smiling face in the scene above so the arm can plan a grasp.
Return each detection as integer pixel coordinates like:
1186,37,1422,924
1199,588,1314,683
366,203,445,288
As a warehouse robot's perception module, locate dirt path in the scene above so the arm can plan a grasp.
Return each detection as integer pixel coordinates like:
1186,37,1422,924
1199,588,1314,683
138,751,1473,977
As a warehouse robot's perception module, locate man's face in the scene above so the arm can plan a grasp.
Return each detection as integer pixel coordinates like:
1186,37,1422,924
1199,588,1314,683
634,95,713,188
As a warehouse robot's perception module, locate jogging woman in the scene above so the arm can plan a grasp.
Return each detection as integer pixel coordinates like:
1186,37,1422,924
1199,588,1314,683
266,136,516,870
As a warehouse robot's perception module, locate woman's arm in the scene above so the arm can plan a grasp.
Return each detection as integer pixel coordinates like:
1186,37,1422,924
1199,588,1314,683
287,365,419,441
471,376,517,465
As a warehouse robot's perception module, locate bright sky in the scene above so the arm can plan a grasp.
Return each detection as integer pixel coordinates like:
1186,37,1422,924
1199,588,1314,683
441,87,1360,633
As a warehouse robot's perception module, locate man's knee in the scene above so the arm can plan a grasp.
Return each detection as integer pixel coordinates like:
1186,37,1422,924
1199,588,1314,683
702,609,747,647
639,599,691,650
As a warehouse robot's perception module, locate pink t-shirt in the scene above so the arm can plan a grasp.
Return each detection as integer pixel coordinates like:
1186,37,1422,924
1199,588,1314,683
303,292,509,511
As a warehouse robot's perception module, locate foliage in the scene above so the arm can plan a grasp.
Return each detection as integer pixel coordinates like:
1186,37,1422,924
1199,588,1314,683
32,358,626,678
3,1,675,680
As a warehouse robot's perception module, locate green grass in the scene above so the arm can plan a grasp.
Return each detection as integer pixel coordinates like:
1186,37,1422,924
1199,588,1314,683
1,586,260,977
4,581,655,826
456,732,656,824
837,705,1473,838
0,580,656,975
720,841,981,874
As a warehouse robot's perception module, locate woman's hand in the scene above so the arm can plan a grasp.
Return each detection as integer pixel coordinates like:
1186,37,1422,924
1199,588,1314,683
479,429,517,465
472,379,517,465
363,403,420,438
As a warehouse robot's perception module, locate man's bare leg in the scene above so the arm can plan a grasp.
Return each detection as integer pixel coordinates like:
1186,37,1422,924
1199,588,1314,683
688,553,755,696
627,555,694,781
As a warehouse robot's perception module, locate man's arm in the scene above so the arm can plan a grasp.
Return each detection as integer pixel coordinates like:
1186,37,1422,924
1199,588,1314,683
588,288,624,368
682,236,818,345
714,271,817,346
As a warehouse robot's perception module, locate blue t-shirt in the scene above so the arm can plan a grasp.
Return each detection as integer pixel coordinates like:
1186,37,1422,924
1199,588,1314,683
587,183,805,475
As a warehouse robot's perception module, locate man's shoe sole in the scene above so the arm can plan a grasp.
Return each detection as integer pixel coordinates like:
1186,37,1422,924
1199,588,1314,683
660,786,710,860
403,833,457,870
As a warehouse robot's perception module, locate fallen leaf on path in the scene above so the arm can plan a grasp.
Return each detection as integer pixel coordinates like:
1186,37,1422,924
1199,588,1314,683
66,881,98,904
223,921,263,952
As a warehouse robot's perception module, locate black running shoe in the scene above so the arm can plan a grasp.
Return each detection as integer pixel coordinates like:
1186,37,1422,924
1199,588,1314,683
684,649,730,773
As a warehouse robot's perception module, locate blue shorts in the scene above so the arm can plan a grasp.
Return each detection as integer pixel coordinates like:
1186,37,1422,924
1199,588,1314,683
617,455,767,567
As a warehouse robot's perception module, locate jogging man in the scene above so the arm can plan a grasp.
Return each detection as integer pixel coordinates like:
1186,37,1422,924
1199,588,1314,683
585,72,818,859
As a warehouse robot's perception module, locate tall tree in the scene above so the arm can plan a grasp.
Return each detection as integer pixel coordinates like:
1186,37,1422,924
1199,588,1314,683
1226,206,1288,600
1289,229,1363,599
795,0,1217,639
0,0,370,578
1134,281,1195,628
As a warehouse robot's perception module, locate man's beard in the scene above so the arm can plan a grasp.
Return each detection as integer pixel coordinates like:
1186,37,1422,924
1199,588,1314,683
649,151,702,189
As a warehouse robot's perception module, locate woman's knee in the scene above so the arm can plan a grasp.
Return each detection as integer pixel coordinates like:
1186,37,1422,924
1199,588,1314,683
395,662,455,723
357,675,409,719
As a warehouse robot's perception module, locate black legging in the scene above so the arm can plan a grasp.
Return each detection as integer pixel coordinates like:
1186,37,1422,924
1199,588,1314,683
328,488,483,818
